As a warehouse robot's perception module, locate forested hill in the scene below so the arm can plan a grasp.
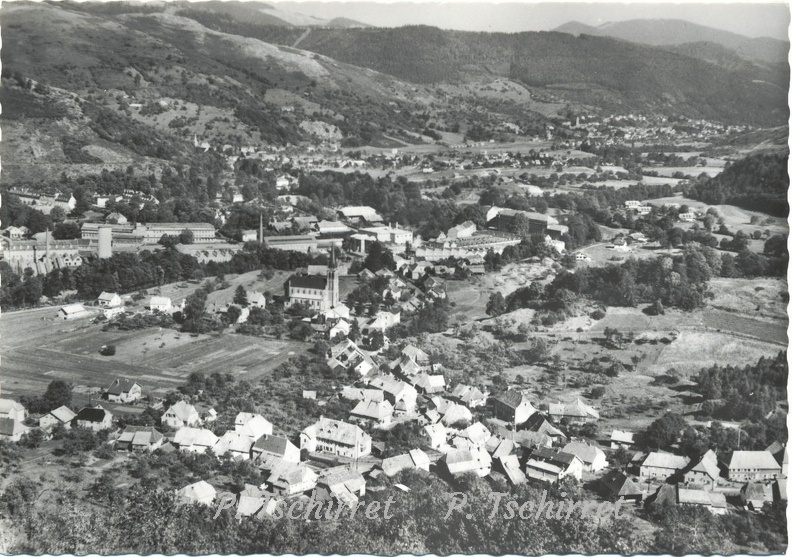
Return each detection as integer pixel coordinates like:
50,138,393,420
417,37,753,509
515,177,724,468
686,152,790,217
283,26,788,126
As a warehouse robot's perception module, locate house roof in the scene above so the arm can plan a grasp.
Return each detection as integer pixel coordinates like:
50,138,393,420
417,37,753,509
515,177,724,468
741,481,772,501
0,399,26,415
49,405,76,423
728,451,781,471
599,470,643,497
97,291,119,301
149,296,171,306
382,454,416,477
165,401,198,422
498,454,526,485
460,422,491,445
687,452,720,480
610,430,635,444
118,426,163,446
321,469,366,491
678,487,727,508
352,399,394,420
177,480,216,501
561,441,605,466
216,432,254,455
289,275,328,290
75,406,111,423
441,403,473,426
548,398,599,419
401,345,430,363
444,447,492,474
494,389,532,410
60,304,87,315
522,412,566,438
642,452,690,471
0,417,28,436
530,447,580,468
268,460,317,488
253,434,296,457
106,378,139,396
307,417,369,448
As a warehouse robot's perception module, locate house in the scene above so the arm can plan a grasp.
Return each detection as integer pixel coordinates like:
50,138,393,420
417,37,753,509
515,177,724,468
173,427,219,454
266,461,318,496
73,406,113,431
148,296,173,313
639,452,690,481
249,292,267,309
59,303,91,320
610,430,635,449
39,405,76,431
328,319,351,340
683,449,720,489
442,447,492,477
105,212,128,225
234,412,273,441
424,422,448,449
315,469,367,506
598,470,644,502
725,451,781,481
740,481,773,510
412,373,446,395
300,417,372,459
486,436,517,459
176,480,217,506
252,434,301,464
492,390,536,426
162,401,200,429
0,417,29,442
525,447,584,484
104,378,142,403
381,449,431,477
456,422,491,448
560,441,608,472
350,399,394,426
677,486,728,515
0,399,27,422
440,402,474,427
368,376,417,414
96,291,122,308
4,225,30,239
521,412,566,442
116,426,164,452
766,441,788,477
327,339,377,377
497,454,527,485
236,487,270,519
548,398,599,424
214,431,254,460
450,384,488,408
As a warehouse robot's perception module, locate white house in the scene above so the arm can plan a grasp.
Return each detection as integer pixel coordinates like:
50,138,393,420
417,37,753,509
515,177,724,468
148,296,173,313
104,378,142,403
162,401,200,429
39,405,76,431
96,292,123,308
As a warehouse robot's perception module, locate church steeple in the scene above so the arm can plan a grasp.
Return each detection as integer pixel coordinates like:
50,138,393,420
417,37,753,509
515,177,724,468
325,244,339,310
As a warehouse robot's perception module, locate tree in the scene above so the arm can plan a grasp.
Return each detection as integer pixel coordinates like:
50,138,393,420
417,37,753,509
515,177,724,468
764,235,787,258
486,292,507,316
640,412,688,450
179,229,194,244
49,206,67,224
43,380,72,410
224,305,242,325
233,285,248,306
363,241,395,272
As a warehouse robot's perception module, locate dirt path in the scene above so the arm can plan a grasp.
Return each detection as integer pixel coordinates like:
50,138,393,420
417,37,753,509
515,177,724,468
292,28,311,48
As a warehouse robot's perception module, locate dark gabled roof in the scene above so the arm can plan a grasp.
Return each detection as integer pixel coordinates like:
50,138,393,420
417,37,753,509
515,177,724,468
75,407,109,423
288,275,327,290
599,470,643,497
106,378,138,396
531,447,578,466
494,389,525,409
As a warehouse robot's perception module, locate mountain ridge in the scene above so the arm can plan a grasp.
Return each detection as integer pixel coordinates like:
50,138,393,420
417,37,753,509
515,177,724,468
554,18,788,67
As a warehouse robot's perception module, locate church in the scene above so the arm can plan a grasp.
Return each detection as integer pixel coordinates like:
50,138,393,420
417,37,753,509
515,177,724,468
284,248,340,312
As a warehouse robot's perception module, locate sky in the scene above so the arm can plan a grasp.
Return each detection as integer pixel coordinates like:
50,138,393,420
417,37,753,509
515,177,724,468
273,1,791,40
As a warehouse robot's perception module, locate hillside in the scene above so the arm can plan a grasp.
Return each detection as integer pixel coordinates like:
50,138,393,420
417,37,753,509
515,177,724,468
555,19,789,67
686,152,790,217
292,26,788,126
